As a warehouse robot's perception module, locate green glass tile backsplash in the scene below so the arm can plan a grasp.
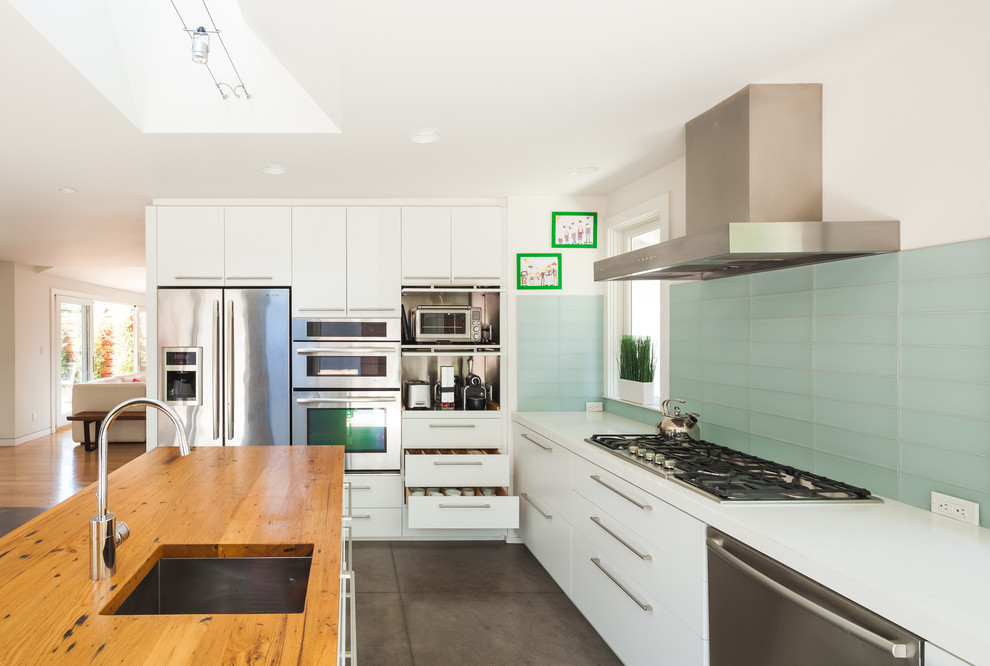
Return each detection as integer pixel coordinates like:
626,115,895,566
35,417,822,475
668,239,990,527
517,295,603,412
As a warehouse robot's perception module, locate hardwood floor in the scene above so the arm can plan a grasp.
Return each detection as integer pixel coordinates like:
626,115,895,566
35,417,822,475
0,427,145,507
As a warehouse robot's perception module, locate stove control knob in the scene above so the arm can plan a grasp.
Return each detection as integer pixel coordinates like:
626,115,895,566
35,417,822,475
637,449,646,458
644,451,655,462
628,445,639,455
663,459,677,470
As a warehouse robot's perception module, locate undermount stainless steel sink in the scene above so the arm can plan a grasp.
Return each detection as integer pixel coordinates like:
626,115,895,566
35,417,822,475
105,544,313,616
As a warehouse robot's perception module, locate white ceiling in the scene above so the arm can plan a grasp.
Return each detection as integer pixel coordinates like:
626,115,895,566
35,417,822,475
0,0,974,294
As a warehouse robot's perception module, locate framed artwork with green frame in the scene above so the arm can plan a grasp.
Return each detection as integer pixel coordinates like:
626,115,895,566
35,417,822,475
551,211,597,248
517,253,562,290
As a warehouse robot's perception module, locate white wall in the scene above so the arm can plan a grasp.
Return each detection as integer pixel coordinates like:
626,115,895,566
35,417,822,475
0,263,145,445
822,1,990,249
0,263,14,441
505,195,607,412
605,157,686,240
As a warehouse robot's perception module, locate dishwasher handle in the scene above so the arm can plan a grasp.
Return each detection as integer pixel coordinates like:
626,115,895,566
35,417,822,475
706,535,914,660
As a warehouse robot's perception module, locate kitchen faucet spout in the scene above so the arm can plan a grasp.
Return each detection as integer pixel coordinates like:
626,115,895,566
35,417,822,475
90,397,191,580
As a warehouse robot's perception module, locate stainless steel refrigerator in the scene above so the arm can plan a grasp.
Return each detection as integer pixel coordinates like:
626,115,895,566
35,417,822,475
157,288,290,446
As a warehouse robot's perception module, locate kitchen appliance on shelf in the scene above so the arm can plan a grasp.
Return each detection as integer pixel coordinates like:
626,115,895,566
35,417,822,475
436,365,456,409
158,288,290,446
411,305,482,343
291,317,402,471
404,380,431,409
707,528,921,665
585,433,880,503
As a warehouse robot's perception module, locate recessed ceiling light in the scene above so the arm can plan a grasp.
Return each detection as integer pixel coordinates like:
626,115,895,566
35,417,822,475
258,164,288,175
409,128,441,144
55,185,78,194
569,165,599,175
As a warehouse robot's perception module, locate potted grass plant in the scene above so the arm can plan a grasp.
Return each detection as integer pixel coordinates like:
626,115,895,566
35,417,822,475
618,334,656,405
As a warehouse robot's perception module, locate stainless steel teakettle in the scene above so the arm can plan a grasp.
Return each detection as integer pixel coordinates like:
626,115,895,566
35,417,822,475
657,398,700,440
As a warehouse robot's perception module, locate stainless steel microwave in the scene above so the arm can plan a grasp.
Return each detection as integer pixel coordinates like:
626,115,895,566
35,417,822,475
411,306,482,342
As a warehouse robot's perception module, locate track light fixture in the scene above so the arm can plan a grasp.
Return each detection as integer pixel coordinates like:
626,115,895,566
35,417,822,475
170,0,251,100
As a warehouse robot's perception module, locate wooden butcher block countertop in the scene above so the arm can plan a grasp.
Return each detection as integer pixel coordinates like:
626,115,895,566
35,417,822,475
0,445,344,665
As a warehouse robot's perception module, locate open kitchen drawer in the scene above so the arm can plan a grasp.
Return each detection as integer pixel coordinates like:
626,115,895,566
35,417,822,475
405,448,509,487
404,448,517,529
405,486,519,529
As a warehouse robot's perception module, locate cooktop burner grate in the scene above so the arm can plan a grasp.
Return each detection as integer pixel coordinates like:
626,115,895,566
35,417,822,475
585,433,876,502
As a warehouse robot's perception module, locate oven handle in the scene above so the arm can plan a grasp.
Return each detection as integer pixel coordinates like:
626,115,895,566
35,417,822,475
295,347,398,354
296,396,398,404
707,535,913,659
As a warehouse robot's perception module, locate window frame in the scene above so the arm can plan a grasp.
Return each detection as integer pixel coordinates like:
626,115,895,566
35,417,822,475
603,193,671,405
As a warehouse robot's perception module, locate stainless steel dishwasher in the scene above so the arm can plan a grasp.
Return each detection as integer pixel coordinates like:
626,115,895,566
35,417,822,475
707,527,922,665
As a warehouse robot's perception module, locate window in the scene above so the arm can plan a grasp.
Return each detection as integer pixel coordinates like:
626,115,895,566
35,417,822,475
604,194,670,405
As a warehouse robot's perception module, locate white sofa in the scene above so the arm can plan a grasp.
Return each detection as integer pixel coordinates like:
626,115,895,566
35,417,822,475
70,372,147,444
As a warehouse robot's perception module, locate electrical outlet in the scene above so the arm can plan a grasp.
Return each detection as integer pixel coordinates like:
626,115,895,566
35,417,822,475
586,401,603,412
931,491,980,526
31,411,37,421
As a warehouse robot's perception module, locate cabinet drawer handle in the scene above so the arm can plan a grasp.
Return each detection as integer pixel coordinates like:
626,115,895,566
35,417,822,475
590,558,653,612
521,433,552,452
348,307,398,312
428,424,476,429
590,516,651,560
407,276,450,280
227,276,274,280
433,461,483,466
349,485,372,490
520,493,552,520
350,514,372,519
298,307,346,312
452,276,501,281
590,475,652,511
438,503,492,509
174,276,223,280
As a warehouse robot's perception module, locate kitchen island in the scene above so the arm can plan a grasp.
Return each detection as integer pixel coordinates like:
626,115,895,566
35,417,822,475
0,445,344,665
514,411,990,665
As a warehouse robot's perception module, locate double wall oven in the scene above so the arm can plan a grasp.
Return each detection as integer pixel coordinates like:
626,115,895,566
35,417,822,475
291,318,401,471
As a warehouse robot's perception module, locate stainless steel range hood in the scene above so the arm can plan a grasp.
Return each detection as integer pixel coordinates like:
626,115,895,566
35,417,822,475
595,84,899,281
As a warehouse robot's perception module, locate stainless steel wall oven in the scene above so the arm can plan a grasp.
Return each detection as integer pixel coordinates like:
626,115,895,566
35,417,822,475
291,318,401,471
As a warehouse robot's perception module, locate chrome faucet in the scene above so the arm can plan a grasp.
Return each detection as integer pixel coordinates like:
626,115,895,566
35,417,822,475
89,397,191,580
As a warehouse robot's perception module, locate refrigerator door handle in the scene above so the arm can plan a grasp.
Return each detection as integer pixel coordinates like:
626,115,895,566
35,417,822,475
213,300,221,441
226,300,234,441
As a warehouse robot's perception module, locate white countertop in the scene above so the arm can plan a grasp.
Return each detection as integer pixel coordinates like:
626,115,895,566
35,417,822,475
513,411,990,666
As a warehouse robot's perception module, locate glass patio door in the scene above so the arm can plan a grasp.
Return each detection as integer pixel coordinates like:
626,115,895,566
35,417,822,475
56,295,93,427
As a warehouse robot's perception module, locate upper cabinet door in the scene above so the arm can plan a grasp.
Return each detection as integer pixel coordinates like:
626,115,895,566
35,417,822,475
224,207,292,286
401,207,451,284
451,207,503,285
157,206,225,286
292,207,347,317
347,207,401,316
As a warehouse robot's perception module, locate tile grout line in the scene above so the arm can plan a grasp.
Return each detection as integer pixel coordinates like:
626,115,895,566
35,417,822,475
389,541,417,665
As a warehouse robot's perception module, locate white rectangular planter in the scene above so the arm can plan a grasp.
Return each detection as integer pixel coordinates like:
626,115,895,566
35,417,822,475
618,379,655,405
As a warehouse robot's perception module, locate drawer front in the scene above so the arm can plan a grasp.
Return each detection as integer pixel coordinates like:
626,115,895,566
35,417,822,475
402,418,502,449
405,451,509,487
344,474,404,508
518,482,572,596
512,425,573,518
569,488,707,637
345,507,403,539
571,455,707,580
571,531,708,666
406,492,519,529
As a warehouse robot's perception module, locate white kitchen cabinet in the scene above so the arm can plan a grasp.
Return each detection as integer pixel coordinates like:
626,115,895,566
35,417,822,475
925,644,973,666
513,424,574,522
402,415,502,450
401,206,503,286
157,206,291,286
518,481,573,595
344,474,403,539
450,207,503,284
571,530,708,666
401,207,451,284
291,207,347,316
157,206,225,286
224,206,291,285
345,207,401,317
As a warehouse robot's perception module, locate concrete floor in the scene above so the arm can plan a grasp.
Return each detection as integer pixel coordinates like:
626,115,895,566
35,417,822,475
352,541,621,665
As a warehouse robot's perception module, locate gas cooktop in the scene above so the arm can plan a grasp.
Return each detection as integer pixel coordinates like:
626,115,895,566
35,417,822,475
586,433,880,503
